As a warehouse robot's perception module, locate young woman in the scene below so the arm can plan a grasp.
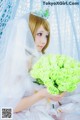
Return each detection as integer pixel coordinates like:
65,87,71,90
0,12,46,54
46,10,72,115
13,13,64,120
0,13,64,120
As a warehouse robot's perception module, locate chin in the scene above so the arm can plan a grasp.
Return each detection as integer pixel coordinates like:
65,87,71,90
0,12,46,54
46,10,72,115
37,48,41,52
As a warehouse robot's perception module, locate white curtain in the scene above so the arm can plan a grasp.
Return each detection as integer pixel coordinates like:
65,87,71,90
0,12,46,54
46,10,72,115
46,0,80,61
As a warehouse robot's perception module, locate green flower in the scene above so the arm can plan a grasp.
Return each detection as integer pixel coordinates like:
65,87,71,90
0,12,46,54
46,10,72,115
30,54,80,94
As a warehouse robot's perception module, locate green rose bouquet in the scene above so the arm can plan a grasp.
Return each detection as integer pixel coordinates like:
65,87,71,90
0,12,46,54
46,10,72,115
30,54,80,95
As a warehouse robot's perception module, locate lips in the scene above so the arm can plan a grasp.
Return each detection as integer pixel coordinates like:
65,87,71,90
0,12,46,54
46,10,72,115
38,45,44,48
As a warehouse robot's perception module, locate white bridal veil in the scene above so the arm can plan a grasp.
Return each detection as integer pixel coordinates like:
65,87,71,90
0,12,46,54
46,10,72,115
0,13,39,108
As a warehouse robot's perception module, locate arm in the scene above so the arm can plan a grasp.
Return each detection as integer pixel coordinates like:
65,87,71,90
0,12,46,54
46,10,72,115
14,88,64,113
13,89,44,113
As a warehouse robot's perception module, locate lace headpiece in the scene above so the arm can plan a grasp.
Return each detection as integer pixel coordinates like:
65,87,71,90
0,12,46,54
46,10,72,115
31,9,50,19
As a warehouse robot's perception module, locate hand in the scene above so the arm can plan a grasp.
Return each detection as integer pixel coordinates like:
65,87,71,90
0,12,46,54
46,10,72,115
38,88,65,102
49,92,66,101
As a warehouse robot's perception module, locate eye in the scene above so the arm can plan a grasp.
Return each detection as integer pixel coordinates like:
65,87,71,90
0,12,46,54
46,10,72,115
46,35,48,38
37,33,42,36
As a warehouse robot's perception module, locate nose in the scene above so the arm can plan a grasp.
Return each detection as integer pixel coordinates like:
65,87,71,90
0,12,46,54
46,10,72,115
41,36,47,44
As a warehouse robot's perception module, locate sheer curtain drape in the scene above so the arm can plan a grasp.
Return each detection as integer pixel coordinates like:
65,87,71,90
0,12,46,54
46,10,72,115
0,0,19,61
46,0,80,61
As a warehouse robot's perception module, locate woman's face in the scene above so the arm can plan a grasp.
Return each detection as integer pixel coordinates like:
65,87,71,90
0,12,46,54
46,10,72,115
34,25,49,52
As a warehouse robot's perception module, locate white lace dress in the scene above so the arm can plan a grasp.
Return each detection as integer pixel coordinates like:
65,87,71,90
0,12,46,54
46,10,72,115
0,17,55,120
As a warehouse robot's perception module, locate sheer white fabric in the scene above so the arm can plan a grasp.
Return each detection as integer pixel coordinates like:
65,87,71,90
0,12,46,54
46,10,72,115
0,18,32,106
50,84,80,120
0,15,55,120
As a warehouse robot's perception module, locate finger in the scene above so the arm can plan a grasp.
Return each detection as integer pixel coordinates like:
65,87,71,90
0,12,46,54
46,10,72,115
60,92,66,97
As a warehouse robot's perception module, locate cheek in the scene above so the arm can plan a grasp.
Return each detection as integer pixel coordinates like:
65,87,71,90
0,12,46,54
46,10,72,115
43,39,47,47
45,40,47,45
35,36,40,44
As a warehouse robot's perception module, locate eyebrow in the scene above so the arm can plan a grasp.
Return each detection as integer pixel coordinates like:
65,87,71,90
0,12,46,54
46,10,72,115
37,31,44,33
37,31,49,35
